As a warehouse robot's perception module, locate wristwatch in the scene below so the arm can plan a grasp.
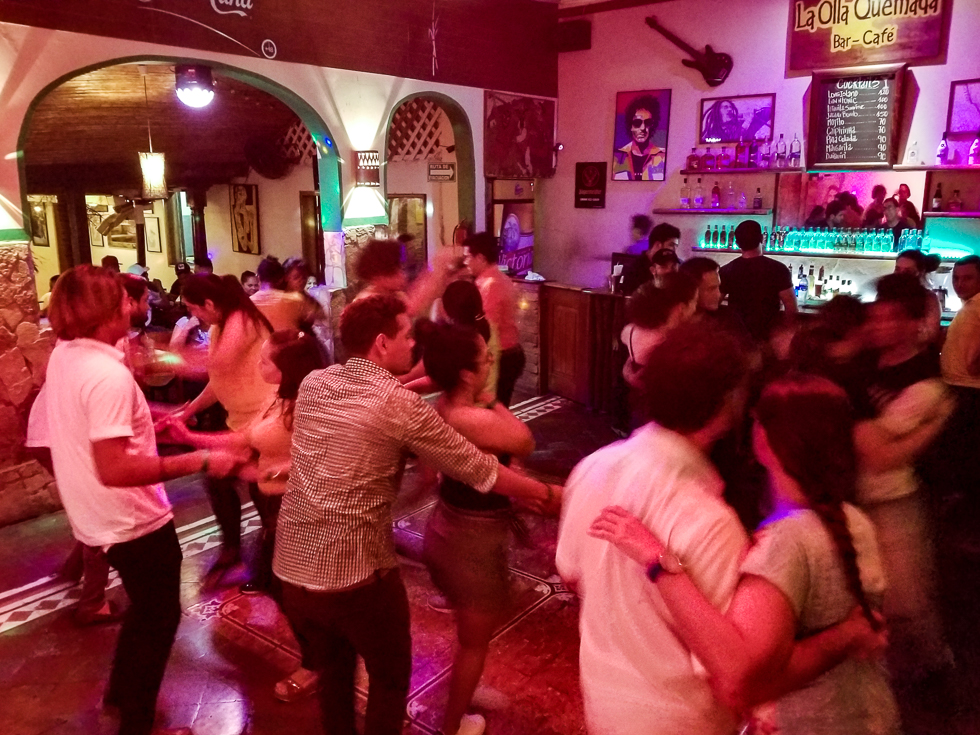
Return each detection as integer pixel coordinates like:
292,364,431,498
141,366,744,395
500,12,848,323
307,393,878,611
646,549,684,583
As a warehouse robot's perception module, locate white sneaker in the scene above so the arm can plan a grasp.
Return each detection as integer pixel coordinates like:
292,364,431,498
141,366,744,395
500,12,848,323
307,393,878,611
454,714,486,735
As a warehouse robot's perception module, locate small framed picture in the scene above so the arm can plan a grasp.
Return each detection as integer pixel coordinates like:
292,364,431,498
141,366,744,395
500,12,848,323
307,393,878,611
947,78,980,135
145,217,162,253
698,93,775,146
30,203,49,247
230,183,261,254
612,89,671,181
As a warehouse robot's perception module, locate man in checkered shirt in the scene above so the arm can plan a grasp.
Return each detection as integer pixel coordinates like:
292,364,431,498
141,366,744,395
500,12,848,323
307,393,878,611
274,294,551,735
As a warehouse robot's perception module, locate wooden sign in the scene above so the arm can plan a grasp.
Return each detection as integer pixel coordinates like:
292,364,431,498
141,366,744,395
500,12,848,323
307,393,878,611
574,162,607,208
427,163,456,182
788,0,951,73
808,65,904,169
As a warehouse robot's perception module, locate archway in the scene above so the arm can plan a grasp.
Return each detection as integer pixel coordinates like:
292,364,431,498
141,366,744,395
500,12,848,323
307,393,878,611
16,55,345,285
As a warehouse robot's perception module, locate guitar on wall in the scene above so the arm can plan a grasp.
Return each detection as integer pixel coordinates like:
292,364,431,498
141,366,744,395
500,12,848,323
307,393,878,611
645,16,733,87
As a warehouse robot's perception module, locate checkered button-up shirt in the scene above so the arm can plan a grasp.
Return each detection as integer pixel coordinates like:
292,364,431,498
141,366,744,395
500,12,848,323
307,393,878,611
273,357,499,590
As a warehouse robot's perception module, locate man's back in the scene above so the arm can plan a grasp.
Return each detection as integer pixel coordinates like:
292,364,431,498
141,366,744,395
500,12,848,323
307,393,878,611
557,423,747,735
477,268,519,350
719,255,792,341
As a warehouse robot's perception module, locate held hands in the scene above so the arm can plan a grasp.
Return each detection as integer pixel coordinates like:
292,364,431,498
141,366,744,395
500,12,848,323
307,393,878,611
842,605,889,661
204,447,252,479
156,416,193,445
588,505,664,568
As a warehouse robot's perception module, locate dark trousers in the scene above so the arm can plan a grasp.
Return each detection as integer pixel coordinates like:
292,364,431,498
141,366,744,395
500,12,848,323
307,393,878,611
105,521,183,735
496,345,526,407
207,475,242,552
280,570,412,735
247,486,282,590
78,544,111,618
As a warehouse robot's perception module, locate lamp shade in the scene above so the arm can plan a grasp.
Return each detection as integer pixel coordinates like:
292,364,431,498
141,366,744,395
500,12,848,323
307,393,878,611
139,151,167,200
175,65,215,108
353,150,381,187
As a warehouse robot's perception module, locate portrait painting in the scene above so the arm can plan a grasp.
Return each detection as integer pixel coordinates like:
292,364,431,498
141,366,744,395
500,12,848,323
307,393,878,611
612,89,671,181
699,94,774,146
230,184,260,254
484,91,557,179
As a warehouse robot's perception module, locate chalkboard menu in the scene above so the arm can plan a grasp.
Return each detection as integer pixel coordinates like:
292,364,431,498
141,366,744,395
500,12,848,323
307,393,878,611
808,66,904,169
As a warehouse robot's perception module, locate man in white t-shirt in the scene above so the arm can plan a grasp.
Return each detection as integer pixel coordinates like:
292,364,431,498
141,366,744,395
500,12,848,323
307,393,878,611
557,323,750,735
45,265,245,735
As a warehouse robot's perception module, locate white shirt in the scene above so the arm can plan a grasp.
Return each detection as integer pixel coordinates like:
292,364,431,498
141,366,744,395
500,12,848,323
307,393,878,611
44,338,172,547
556,423,748,735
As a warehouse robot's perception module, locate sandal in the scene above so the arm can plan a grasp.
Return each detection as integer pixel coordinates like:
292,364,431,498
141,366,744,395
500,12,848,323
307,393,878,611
274,668,320,702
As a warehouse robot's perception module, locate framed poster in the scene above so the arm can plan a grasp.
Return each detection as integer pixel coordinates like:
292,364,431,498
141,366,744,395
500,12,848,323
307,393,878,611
145,217,162,253
947,78,980,134
484,90,556,179
698,94,774,145
612,89,671,181
108,220,137,249
787,0,951,73
575,162,607,208
230,183,260,254
29,203,49,247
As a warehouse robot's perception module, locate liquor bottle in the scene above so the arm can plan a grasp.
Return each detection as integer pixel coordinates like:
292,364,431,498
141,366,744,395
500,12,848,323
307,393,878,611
703,223,712,247
712,225,720,245
725,181,736,208
949,189,963,212
970,134,980,165
759,139,771,169
748,138,759,167
807,265,815,297
737,191,747,209
711,181,721,208
762,226,770,249
693,178,705,208
932,183,943,212
735,137,747,168
789,134,802,168
686,147,701,171
702,148,716,170
719,147,733,169
752,187,763,209
906,140,920,165
797,265,808,303
775,133,788,168
680,177,691,209
936,134,949,166
721,225,730,248
816,265,826,299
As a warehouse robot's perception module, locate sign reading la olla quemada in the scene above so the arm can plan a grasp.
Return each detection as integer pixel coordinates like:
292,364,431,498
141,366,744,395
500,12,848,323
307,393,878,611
788,0,949,71
427,163,457,182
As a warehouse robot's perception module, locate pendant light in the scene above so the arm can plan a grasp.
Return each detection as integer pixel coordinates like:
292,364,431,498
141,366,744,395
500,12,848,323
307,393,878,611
139,66,167,200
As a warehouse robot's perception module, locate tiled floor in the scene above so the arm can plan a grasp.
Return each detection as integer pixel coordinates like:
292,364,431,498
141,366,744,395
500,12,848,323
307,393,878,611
0,395,613,735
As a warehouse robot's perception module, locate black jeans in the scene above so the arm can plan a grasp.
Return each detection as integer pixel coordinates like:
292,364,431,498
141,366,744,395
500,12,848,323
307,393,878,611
496,345,526,407
105,521,183,735
207,475,242,553
247,485,282,589
280,570,412,735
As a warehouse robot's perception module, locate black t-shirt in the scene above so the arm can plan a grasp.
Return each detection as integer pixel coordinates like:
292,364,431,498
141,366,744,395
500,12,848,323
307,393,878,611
621,253,653,295
854,349,941,420
719,255,793,341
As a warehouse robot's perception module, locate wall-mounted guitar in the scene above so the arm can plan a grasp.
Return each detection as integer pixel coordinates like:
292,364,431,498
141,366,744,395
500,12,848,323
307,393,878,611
645,16,732,87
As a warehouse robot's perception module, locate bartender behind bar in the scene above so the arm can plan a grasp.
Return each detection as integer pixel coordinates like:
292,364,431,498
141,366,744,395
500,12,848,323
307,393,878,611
621,222,680,295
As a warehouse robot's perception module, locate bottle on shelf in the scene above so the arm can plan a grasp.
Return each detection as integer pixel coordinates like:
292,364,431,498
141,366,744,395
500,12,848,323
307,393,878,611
702,148,717,170
748,138,759,168
807,265,815,298
725,181,736,209
775,133,788,168
970,134,980,166
759,138,771,169
789,134,802,168
762,226,770,249
752,187,763,209
722,225,731,248
949,189,963,212
719,147,733,169
737,190,747,209
906,140,920,165
936,134,949,166
686,147,701,171
680,177,691,209
797,265,808,303
816,265,826,299
711,225,720,245
703,223,711,247
711,181,721,208
735,137,748,168
932,182,943,212
693,178,705,208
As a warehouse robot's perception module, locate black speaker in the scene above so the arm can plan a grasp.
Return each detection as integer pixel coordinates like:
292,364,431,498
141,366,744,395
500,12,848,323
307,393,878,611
557,20,591,52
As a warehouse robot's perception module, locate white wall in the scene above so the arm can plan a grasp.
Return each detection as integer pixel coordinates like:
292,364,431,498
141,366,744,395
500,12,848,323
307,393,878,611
0,22,488,257
387,156,460,257
538,0,980,287
203,163,314,278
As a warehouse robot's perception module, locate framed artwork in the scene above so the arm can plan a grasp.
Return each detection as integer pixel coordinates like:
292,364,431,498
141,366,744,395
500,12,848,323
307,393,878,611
698,94,774,146
230,183,261,254
484,90,557,179
145,216,162,253
30,203,49,247
612,89,671,181
108,220,137,249
947,78,980,134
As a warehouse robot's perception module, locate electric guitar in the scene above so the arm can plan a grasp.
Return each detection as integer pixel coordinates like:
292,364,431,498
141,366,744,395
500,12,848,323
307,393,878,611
645,16,733,87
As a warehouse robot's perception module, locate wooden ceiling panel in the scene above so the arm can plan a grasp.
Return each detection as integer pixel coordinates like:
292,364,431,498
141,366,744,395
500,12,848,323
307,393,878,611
23,64,300,188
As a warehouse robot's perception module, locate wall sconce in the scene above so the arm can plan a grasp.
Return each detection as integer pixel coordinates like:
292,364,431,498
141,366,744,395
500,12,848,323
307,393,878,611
353,150,381,187
175,65,215,108
140,152,167,200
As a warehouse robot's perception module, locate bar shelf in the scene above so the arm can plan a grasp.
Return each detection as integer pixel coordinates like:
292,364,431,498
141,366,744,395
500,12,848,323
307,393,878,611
693,246,898,260
922,211,980,218
680,168,803,176
652,208,772,215
893,164,980,171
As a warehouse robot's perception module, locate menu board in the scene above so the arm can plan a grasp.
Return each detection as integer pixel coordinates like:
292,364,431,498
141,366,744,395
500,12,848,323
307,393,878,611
809,66,904,169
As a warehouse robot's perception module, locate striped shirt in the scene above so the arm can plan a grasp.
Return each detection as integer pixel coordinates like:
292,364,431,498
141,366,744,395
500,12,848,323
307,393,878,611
273,357,499,590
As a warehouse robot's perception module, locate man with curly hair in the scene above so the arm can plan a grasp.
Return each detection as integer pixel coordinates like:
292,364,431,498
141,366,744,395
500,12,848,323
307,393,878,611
612,94,665,181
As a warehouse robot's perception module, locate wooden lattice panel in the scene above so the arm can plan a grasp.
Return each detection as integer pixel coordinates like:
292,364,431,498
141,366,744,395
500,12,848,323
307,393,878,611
279,120,316,162
387,99,448,162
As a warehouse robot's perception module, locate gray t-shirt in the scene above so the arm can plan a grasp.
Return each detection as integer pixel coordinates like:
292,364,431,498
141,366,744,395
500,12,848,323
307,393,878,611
740,505,899,735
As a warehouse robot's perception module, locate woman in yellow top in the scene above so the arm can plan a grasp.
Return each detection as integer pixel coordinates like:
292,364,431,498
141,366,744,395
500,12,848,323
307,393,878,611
172,274,277,583
166,329,326,703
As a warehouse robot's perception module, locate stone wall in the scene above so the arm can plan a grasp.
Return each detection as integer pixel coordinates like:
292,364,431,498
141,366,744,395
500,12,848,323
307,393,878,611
0,243,59,527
